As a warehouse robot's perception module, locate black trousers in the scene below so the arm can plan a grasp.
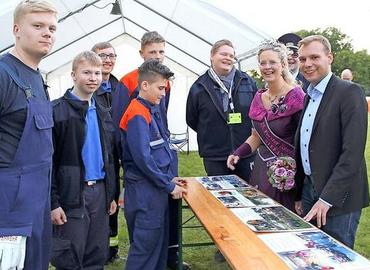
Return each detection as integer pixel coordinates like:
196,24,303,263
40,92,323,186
108,156,121,259
108,206,119,258
203,155,255,182
51,181,109,270
167,196,180,263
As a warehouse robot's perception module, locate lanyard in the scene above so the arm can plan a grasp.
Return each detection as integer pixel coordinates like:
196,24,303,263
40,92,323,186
209,68,235,112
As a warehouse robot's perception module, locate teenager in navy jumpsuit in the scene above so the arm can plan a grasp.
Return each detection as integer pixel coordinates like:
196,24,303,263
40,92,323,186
0,2,57,268
120,98,177,270
0,58,53,269
119,59,186,270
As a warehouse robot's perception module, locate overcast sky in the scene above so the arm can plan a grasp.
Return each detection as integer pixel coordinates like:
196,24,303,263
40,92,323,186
207,0,370,52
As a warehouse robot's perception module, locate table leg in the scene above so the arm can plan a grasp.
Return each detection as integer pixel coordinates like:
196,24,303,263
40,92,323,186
177,198,183,270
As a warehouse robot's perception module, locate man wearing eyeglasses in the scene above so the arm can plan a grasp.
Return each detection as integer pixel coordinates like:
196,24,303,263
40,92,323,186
278,33,310,92
91,42,121,264
92,42,119,107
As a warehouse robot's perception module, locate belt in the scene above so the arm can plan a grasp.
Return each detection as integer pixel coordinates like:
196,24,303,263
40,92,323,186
85,180,103,186
86,180,96,186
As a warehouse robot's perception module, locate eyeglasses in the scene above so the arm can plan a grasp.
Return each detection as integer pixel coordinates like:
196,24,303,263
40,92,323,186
259,60,281,68
98,53,117,60
288,49,299,58
271,96,287,114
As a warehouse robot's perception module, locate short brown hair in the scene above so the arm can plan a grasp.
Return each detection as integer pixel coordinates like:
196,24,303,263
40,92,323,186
211,39,234,56
141,31,165,49
298,35,332,53
91,42,115,53
14,0,57,24
72,51,102,72
138,59,174,86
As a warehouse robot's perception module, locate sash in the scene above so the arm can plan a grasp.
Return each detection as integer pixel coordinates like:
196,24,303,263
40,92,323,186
253,117,295,165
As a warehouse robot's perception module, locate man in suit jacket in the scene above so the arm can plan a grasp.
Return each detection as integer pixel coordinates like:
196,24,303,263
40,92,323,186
294,35,369,249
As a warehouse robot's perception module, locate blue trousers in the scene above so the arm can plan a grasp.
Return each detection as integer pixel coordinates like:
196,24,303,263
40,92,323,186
124,179,169,270
302,176,361,249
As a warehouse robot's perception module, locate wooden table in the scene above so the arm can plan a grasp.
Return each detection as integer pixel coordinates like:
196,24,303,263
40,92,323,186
178,177,290,270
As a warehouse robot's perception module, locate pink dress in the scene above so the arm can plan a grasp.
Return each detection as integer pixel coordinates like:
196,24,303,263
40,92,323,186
248,86,305,211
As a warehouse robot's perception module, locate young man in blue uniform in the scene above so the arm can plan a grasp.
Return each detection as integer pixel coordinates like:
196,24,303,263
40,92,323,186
117,31,188,269
119,31,171,120
91,41,122,264
50,51,117,269
120,59,187,270
0,1,57,269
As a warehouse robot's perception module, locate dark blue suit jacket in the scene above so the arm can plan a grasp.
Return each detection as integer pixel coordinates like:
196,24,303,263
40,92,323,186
294,75,369,216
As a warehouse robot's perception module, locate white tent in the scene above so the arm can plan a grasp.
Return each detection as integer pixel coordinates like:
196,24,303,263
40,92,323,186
0,0,271,150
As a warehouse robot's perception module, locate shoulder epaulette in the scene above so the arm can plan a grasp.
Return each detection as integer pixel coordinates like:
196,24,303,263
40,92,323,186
121,69,139,97
119,99,151,131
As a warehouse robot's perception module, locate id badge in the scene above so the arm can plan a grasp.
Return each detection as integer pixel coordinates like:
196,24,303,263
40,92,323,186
227,112,242,124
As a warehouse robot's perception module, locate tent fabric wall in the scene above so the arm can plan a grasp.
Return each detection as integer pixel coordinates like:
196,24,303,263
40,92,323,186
0,0,272,150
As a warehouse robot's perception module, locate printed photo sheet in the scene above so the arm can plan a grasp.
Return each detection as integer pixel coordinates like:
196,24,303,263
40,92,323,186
259,231,370,270
196,175,250,190
210,188,278,208
231,206,313,232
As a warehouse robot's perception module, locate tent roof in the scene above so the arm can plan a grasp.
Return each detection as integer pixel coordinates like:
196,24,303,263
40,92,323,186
0,0,271,75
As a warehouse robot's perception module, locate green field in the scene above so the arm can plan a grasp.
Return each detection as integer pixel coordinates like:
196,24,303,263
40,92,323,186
106,139,370,269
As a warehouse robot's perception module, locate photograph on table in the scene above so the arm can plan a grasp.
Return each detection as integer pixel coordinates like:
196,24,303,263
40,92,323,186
231,206,313,232
237,187,279,207
259,231,370,270
196,174,250,190
211,189,279,208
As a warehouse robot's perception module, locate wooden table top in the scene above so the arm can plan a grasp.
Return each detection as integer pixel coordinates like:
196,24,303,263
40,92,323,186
183,177,290,270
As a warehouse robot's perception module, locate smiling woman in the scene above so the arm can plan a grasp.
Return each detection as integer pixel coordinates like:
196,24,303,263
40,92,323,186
186,38,258,185
210,40,235,76
227,40,305,212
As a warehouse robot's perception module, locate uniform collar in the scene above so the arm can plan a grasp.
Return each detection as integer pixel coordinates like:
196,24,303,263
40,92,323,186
137,96,160,115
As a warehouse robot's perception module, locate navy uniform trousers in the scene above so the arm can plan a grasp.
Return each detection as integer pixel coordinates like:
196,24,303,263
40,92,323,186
121,99,175,270
124,177,170,270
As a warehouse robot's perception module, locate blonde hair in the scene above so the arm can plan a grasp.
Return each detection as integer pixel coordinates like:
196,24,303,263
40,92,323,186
211,39,234,56
72,51,102,72
14,0,57,24
257,40,295,86
298,35,331,53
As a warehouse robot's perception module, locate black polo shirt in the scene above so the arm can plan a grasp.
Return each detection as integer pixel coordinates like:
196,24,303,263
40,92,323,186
0,53,48,167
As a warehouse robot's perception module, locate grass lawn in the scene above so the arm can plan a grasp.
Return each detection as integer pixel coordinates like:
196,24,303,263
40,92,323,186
106,141,370,269
354,124,370,258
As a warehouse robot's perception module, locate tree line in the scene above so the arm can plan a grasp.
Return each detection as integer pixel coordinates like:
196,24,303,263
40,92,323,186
297,27,370,95
249,27,370,95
